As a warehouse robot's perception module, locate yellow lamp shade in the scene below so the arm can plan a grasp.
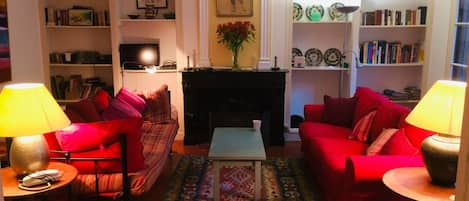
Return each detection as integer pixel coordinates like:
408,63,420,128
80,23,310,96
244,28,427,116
406,80,466,136
0,83,70,137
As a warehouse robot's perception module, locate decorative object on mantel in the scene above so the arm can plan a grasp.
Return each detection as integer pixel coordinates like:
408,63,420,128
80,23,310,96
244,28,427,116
216,0,253,17
136,0,168,9
271,56,280,71
216,21,255,70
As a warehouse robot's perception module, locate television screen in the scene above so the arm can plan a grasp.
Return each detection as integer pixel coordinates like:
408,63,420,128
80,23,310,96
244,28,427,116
119,43,160,69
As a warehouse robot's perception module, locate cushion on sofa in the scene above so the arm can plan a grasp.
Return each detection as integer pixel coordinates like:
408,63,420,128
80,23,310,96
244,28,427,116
350,111,377,142
380,128,419,155
366,128,398,155
401,122,434,148
92,89,112,112
300,122,352,140
102,98,142,120
353,87,387,126
54,117,145,174
65,99,103,122
116,87,146,113
139,84,172,123
64,109,86,123
369,101,410,142
321,95,357,128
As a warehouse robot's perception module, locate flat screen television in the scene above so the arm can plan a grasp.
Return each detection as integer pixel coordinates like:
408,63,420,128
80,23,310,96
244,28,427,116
119,43,160,69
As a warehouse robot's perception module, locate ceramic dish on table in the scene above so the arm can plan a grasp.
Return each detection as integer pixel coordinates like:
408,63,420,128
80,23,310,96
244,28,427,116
304,48,323,66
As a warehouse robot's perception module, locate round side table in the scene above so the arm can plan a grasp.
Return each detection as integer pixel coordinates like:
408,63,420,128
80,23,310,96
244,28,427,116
1,162,78,199
383,167,455,201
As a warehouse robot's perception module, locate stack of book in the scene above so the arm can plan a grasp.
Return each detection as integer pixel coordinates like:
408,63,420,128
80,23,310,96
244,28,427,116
50,75,108,100
360,40,420,64
361,6,427,26
45,6,110,26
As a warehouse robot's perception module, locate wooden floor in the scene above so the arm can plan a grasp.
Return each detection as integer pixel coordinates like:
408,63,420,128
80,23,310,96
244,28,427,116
132,140,304,201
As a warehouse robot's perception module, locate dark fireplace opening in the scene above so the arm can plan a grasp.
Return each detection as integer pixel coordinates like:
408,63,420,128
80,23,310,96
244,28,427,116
208,111,271,143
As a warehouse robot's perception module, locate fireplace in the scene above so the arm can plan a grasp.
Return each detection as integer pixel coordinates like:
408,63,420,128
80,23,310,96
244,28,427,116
182,69,286,145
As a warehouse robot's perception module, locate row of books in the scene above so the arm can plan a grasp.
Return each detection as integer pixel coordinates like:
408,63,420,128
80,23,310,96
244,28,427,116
50,75,108,100
360,40,421,64
361,6,427,26
45,6,110,26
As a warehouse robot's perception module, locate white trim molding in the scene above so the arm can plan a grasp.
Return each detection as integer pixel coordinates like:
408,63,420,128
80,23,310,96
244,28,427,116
198,0,211,67
257,0,271,69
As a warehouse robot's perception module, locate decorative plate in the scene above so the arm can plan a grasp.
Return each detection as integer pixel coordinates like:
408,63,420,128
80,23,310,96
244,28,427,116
323,48,342,66
328,2,346,21
304,48,323,66
293,2,303,21
292,48,303,66
306,5,324,21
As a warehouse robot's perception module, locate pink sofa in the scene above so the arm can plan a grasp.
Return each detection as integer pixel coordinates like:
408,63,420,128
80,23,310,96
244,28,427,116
299,87,433,201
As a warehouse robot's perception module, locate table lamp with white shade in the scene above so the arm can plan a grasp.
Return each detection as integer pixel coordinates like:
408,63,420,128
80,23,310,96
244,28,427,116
0,83,70,175
406,80,466,186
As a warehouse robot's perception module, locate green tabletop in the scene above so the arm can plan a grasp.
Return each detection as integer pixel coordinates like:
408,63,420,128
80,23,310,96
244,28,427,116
208,127,266,160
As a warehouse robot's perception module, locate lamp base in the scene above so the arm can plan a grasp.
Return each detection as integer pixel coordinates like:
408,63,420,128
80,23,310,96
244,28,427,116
10,135,49,175
421,134,459,186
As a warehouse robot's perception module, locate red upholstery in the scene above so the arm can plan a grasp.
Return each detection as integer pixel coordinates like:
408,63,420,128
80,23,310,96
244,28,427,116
92,89,111,113
321,95,358,128
300,87,427,201
65,99,103,122
115,87,146,113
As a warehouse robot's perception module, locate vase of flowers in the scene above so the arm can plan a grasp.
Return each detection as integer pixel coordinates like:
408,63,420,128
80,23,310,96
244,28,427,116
216,21,255,69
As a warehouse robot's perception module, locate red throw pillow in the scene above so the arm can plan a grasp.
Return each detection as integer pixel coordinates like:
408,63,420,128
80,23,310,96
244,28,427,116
353,87,387,126
349,111,377,142
65,99,103,122
55,118,145,173
380,128,420,155
115,87,146,113
64,109,86,123
92,89,111,112
321,95,357,128
366,128,398,155
55,121,123,152
139,84,172,123
102,98,142,120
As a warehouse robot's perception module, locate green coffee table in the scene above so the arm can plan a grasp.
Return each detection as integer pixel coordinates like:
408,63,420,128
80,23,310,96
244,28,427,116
208,127,266,200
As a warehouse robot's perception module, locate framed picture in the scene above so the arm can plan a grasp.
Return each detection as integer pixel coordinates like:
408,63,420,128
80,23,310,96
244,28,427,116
216,0,253,17
137,0,168,9
0,0,10,83
68,9,93,26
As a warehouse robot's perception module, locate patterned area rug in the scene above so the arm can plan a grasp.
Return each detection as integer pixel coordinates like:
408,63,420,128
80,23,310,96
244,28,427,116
163,156,320,201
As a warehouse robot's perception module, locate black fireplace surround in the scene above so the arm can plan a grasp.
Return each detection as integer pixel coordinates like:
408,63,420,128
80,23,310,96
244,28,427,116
182,69,287,145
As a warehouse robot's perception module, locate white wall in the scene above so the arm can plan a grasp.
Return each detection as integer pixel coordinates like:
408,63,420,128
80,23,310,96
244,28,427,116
0,0,45,90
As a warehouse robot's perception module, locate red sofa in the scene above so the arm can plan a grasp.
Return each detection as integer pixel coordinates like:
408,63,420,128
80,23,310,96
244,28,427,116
299,87,433,201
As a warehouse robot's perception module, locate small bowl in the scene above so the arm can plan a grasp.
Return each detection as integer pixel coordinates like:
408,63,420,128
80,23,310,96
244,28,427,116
128,14,140,19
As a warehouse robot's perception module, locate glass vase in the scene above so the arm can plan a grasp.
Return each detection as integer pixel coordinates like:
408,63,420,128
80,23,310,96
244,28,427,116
232,46,240,70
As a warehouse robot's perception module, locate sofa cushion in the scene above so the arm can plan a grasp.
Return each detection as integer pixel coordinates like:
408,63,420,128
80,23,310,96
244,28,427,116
366,128,398,155
102,98,142,120
56,118,145,174
311,137,368,156
321,95,357,128
92,88,112,113
115,87,146,113
66,99,103,122
139,84,172,123
353,87,387,126
380,128,419,155
350,111,377,142
64,109,86,123
369,101,410,142
401,122,434,148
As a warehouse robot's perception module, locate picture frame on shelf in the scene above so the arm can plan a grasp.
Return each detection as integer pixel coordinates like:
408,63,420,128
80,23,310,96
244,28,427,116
216,0,253,17
137,0,168,9
68,9,93,26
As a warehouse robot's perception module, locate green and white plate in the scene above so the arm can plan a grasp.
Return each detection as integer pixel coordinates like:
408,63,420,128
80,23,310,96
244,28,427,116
306,5,324,22
293,2,303,21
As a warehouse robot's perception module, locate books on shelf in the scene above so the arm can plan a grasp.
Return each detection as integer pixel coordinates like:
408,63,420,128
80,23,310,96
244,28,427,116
45,6,110,26
50,75,108,100
361,6,427,26
359,40,420,64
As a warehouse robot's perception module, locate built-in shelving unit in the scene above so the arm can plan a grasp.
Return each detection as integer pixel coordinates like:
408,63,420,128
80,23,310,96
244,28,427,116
119,19,175,23
291,66,351,71
50,64,113,68
360,25,426,29
359,63,423,67
46,25,110,29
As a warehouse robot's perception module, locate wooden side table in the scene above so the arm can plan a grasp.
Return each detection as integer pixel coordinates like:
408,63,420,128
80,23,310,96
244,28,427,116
383,167,455,201
1,162,78,199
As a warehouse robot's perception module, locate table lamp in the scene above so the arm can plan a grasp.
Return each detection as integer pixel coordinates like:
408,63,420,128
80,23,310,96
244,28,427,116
406,80,466,186
0,83,70,175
